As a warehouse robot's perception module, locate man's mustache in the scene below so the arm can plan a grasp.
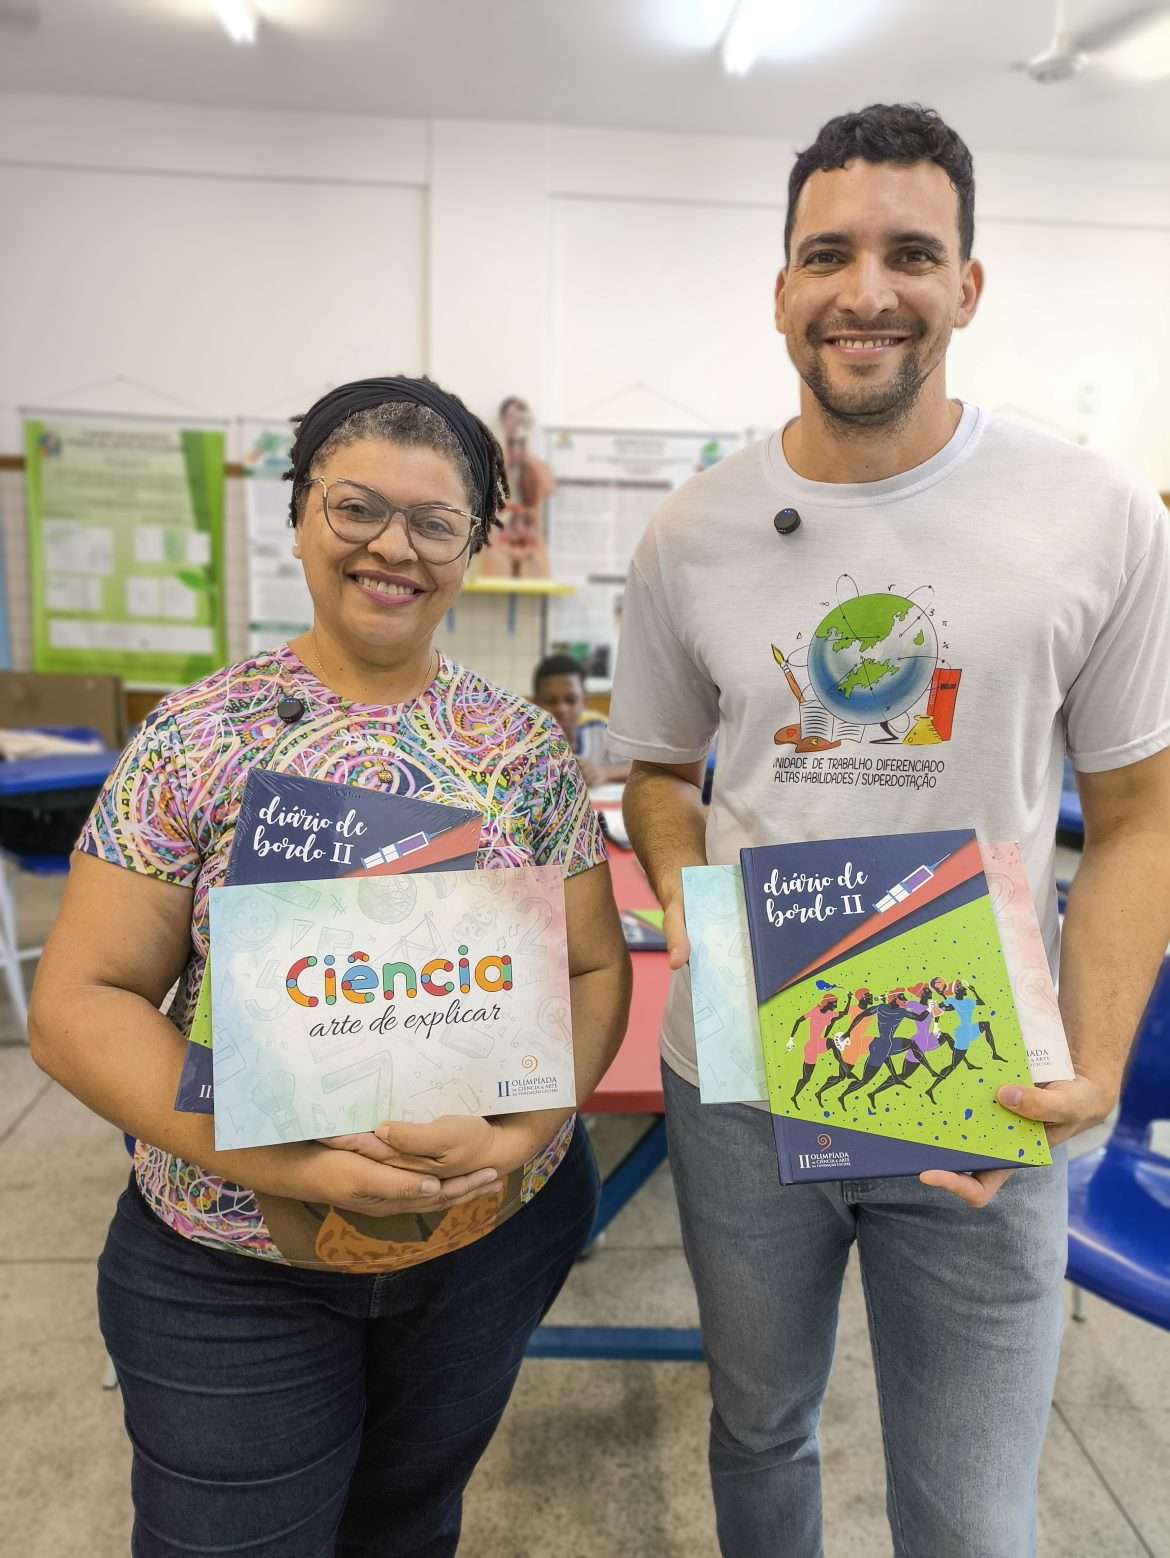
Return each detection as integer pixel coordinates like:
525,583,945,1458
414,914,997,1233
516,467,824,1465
808,321,924,343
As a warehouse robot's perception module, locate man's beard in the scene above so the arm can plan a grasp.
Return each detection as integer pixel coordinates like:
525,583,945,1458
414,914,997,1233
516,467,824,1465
800,334,930,434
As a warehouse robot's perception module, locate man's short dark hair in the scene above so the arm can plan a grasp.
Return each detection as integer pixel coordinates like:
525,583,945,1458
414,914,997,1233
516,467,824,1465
534,653,585,690
785,103,975,262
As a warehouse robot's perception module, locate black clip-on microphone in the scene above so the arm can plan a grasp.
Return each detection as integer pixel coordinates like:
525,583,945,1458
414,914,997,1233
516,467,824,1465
277,696,305,724
773,507,802,536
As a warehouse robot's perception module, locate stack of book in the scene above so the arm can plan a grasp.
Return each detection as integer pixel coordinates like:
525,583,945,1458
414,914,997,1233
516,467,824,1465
176,770,575,1150
684,829,1072,1183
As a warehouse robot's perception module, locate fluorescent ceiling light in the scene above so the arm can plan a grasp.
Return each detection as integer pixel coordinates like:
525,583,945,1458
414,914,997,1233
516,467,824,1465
1100,10,1170,80
211,0,259,45
721,0,778,76
718,0,868,74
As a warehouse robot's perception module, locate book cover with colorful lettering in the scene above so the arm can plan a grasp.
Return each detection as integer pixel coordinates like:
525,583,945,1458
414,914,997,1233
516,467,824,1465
210,865,574,1150
173,771,482,1114
739,830,1051,1182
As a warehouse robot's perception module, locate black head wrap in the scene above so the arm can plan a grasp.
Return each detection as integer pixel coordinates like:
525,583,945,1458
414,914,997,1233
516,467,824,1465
284,375,506,540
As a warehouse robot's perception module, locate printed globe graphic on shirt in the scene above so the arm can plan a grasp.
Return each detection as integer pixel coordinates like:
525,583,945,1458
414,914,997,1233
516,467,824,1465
806,593,938,725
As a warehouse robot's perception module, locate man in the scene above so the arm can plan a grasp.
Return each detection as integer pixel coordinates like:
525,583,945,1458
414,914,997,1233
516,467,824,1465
608,102,1170,1556
533,653,630,788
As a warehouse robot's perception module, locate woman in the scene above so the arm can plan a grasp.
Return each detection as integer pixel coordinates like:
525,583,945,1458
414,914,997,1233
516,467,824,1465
28,376,632,1558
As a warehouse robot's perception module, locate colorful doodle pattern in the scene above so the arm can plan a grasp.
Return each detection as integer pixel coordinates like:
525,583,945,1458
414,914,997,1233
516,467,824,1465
78,645,603,1270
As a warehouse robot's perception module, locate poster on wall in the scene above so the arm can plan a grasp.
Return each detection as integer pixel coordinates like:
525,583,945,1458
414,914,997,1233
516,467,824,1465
543,427,740,680
24,415,226,687
239,419,311,654
0,531,11,669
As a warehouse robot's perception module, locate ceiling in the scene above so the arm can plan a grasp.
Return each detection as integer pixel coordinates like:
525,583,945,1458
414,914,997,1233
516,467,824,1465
2,0,1169,160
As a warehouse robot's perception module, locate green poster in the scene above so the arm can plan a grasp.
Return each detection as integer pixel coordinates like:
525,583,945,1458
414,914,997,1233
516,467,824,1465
24,417,226,687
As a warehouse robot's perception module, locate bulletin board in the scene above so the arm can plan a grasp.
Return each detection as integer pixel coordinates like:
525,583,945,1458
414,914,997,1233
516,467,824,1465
24,414,226,687
543,426,740,679
238,419,312,654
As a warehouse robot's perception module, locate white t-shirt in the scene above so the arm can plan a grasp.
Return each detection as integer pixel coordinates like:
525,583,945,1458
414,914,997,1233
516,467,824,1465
608,404,1170,1087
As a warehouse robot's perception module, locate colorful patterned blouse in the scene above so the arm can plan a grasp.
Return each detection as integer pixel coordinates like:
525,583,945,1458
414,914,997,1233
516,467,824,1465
78,645,607,1272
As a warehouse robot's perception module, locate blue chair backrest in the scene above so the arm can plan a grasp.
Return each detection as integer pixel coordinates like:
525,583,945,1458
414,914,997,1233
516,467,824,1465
1113,957,1170,1154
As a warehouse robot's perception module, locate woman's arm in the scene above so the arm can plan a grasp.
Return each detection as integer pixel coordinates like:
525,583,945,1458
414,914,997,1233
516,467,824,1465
28,853,498,1215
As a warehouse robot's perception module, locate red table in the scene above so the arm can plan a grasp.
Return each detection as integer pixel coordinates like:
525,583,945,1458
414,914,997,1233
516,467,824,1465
583,843,671,1115
529,830,705,1363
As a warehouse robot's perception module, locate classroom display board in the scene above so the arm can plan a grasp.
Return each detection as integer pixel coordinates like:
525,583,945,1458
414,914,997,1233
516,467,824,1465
24,416,226,686
543,427,740,678
239,419,311,653
0,531,11,670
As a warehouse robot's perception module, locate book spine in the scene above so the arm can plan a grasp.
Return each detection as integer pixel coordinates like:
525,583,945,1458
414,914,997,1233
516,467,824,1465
773,1117,795,1185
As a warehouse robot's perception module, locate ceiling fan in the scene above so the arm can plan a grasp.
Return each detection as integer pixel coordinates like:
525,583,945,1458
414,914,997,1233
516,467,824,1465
1012,0,1170,83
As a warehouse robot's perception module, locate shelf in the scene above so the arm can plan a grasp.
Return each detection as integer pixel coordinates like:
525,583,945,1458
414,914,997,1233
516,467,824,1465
463,578,576,598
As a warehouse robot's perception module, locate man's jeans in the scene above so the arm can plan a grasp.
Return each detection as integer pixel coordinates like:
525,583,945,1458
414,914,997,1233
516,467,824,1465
98,1122,599,1558
663,1063,1066,1558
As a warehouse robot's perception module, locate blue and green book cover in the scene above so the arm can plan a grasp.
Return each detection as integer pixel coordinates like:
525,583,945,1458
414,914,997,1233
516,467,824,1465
739,829,1051,1183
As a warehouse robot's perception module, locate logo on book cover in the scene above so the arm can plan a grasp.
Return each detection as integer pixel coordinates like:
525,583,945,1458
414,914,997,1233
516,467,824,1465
498,1063,560,1100
798,1148,852,1170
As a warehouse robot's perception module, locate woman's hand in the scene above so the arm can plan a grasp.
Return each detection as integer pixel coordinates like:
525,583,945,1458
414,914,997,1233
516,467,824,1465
374,1110,569,1182
225,1138,501,1218
317,1130,401,1164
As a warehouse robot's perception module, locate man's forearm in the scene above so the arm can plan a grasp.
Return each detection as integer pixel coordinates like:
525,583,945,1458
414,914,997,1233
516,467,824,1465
622,765,708,909
1059,825,1170,1096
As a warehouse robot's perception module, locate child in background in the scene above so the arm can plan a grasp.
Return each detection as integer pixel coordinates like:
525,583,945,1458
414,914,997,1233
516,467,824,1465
534,654,631,788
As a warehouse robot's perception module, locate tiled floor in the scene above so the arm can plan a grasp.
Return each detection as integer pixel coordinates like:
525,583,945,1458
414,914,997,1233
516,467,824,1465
2,863,1167,1557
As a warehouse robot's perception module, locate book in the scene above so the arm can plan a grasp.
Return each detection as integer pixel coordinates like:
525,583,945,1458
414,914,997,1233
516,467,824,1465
173,770,482,1114
209,865,575,1150
685,838,1073,1110
739,829,1051,1182
683,863,762,1103
620,907,667,951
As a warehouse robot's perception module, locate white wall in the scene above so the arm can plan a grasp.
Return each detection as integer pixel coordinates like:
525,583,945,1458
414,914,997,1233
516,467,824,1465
2,90,1169,685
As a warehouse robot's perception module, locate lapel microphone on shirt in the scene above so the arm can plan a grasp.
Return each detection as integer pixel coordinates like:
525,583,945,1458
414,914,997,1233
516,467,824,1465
277,696,305,724
773,508,802,536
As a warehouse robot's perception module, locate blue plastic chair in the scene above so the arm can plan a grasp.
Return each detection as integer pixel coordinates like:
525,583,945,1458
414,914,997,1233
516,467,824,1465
1067,956,1170,1330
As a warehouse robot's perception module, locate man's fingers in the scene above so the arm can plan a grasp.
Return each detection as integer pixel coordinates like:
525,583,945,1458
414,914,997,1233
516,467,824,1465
919,1167,1013,1207
997,1083,1069,1123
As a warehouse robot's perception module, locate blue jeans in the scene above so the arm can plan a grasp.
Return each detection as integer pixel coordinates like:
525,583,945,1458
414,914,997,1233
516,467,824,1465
663,1064,1067,1558
98,1123,598,1558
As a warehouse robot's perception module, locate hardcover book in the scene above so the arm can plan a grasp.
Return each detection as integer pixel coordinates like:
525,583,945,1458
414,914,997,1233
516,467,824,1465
620,907,667,951
685,838,1072,1109
173,770,482,1114
210,865,574,1150
739,829,1050,1182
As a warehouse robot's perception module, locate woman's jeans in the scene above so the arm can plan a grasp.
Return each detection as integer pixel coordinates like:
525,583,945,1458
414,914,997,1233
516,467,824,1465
98,1123,598,1558
663,1063,1067,1558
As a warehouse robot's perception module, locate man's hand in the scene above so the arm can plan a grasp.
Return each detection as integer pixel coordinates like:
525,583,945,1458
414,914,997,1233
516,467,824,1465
663,891,691,970
997,1073,1116,1146
918,1073,1115,1208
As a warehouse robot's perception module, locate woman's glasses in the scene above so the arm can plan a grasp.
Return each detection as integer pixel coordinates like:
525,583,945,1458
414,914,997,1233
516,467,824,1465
305,477,479,563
